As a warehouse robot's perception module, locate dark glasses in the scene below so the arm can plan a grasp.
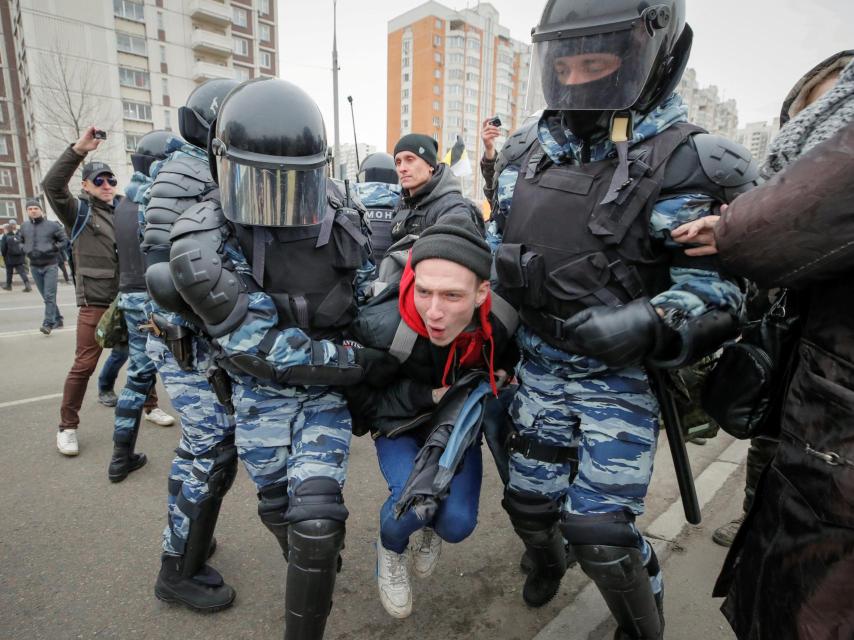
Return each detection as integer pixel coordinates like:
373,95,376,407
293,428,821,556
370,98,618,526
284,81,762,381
93,175,118,187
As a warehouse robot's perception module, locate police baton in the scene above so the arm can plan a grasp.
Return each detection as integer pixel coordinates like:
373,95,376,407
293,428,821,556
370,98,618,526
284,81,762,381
647,367,702,524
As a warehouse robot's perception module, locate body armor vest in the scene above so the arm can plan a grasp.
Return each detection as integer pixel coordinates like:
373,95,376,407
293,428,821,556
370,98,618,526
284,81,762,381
496,123,702,348
114,197,147,293
364,206,396,256
234,205,369,341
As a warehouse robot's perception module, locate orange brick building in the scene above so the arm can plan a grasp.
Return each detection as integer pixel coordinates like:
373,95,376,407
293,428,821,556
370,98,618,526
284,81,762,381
387,2,530,201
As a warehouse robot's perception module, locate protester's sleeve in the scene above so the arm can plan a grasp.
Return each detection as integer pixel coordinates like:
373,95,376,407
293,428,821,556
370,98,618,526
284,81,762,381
41,145,86,230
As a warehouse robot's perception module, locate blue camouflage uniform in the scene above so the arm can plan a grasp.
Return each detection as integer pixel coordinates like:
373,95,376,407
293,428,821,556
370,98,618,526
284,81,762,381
137,139,238,555
490,95,745,598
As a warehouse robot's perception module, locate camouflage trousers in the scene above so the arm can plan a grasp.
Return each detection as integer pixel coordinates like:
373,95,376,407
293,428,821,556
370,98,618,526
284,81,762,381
112,295,157,444
146,333,236,555
506,353,662,594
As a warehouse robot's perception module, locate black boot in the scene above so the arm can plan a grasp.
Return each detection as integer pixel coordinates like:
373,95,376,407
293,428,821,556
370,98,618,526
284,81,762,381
108,425,146,483
154,554,235,612
23,283,32,292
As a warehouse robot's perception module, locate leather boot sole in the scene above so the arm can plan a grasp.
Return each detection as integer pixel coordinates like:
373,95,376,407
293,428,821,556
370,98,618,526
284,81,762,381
154,582,236,613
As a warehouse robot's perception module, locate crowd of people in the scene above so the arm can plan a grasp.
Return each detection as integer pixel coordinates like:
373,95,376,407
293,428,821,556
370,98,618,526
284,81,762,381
10,0,851,638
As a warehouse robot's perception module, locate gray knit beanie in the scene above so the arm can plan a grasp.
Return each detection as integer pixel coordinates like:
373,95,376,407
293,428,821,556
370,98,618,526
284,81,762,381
410,213,491,280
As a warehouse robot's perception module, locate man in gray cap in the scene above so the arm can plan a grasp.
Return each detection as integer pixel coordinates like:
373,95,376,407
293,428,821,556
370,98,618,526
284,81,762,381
20,198,67,333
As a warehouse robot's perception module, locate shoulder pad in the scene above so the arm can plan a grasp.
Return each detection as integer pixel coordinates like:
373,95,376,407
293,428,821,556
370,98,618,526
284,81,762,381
145,196,199,224
663,134,761,203
170,200,228,241
495,120,539,182
150,156,215,200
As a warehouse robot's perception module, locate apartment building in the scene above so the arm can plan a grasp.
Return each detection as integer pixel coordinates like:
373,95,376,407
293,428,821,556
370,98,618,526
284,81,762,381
676,67,739,140
735,118,780,163
4,0,277,218
387,1,530,201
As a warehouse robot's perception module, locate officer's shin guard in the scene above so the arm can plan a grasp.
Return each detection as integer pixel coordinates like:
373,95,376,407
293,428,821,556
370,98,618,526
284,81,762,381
563,512,663,640
258,482,290,560
502,488,567,607
283,477,348,640
108,406,147,483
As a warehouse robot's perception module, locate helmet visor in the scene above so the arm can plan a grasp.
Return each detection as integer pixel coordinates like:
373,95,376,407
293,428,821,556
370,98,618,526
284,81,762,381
526,21,661,112
218,155,326,226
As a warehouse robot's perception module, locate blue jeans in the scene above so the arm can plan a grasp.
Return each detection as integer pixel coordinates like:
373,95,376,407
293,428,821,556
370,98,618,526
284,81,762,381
30,264,62,328
375,434,482,554
98,344,128,392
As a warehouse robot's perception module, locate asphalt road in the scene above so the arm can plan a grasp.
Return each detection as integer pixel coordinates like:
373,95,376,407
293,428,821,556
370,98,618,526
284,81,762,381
0,284,741,640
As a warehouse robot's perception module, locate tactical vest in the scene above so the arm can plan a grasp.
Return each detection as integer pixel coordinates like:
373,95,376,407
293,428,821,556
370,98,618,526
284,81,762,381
496,123,702,350
364,205,396,256
234,204,369,341
114,197,147,293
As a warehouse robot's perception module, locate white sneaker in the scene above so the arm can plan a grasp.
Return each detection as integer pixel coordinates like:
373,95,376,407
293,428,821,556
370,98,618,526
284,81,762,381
376,537,412,619
144,408,175,427
410,527,442,578
56,429,79,456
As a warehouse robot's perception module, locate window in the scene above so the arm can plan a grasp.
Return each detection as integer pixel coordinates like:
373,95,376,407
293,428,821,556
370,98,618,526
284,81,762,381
2,201,15,218
156,11,164,31
466,56,479,66
123,100,152,121
434,19,442,29
402,104,409,114
161,77,169,96
433,35,442,47
433,52,442,64
164,109,171,130
448,36,464,48
401,57,409,68
432,100,440,111
116,31,147,56
433,69,441,79
467,37,480,50
125,133,142,151
0,137,8,155
160,44,167,64
113,0,145,22
447,84,462,95
466,72,479,82
465,103,477,113
233,37,249,56
259,0,270,16
232,7,248,27
448,100,463,111
448,69,463,80
234,66,252,81
0,169,13,187
402,40,411,54
118,66,150,89
465,87,478,98
259,24,271,42
402,119,409,129
433,85,440,95
402,72,409,82
260,51,272,68
448,53,463,64
402,88,409,99
432,116,440,127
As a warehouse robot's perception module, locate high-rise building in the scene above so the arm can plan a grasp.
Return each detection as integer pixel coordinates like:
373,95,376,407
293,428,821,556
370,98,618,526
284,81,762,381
735,118,780,163
387,1,530,201
676,68,738,140
339,141,376,183
5,0,278,220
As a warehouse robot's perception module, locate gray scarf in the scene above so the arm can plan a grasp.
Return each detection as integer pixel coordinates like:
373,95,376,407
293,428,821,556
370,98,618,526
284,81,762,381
762,57,854,178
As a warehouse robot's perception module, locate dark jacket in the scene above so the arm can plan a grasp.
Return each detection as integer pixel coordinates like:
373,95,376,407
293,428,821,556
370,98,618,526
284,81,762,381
345,284,517,439
390,163,484,242
0,230,26,267
42,145,119,307
713,123,854,640
20,217,67,267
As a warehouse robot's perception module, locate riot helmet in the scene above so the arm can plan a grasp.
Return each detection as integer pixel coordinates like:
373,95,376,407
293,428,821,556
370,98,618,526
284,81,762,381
526,0,692,116
179,77,239,149
358,152,398,185
211,78,327,227
131,129,177,176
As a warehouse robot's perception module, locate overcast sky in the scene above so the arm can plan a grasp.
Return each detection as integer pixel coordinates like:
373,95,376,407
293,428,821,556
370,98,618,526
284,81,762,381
278,0,853,152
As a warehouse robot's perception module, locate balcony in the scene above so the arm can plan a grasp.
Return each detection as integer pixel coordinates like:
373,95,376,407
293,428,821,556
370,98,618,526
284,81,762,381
188,0,230,26
192,60,232,82
191,29,232,56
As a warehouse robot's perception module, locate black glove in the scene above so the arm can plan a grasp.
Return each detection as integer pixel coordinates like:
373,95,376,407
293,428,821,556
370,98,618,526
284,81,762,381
561,298,664,369
354,347,400,387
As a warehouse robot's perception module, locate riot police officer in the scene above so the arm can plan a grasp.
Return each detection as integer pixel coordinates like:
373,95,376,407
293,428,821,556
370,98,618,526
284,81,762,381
352,152,401,257
167,78,397,639
489,2,757,638
140,78,242,612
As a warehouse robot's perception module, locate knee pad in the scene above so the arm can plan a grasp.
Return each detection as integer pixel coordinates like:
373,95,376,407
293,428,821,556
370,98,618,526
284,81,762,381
198,438,238,500
258,482,290,533
560,510,642,548
286,477,348,525
502,487,561,527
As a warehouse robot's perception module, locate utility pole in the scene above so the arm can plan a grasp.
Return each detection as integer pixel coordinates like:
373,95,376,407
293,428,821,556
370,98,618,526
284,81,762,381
347,95,360,180
332,0,341,179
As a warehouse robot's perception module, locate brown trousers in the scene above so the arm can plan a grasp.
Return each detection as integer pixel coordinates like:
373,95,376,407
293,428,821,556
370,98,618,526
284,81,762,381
59,305,157,429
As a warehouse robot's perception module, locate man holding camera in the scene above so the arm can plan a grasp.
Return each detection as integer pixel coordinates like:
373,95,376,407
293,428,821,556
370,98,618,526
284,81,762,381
43,126,120,456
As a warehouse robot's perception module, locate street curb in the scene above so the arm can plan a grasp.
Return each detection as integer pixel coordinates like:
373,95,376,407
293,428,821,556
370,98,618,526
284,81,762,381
533,438,749,640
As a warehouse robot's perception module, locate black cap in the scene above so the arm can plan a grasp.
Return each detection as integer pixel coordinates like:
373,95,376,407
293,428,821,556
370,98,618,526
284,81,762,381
410,213,491,280
82,161,114,182
25,198,42,209
393,133,438,169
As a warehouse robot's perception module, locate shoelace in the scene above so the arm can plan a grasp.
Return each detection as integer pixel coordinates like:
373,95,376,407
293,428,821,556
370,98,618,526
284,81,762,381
383,552,409,588
418,529,436,554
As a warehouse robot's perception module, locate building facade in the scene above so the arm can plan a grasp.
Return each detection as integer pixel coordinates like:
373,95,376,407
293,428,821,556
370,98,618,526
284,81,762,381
4,0,278,220
735,118,780,163
676,68,738,141
339,141,376,183
387,1,530,201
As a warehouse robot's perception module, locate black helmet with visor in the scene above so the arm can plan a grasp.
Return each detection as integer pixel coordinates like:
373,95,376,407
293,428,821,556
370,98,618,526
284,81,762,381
526,0,691,115
358,152,398,185
211,78,327,227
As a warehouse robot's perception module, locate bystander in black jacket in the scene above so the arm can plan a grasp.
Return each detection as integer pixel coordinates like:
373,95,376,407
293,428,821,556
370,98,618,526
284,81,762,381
21,216,67,267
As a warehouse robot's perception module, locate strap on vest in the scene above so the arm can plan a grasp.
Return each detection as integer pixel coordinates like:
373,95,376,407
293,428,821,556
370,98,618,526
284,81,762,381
252,226,266,287
389,319,419,363
70,200,91,244
490,293,519,336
